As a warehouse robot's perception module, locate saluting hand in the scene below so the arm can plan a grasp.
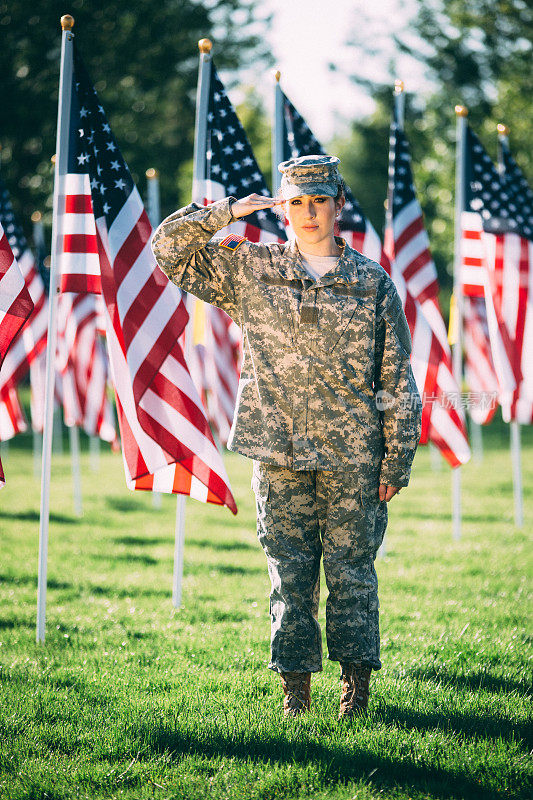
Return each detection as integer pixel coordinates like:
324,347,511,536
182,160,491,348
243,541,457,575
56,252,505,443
231,193,282,219
379,484,400,502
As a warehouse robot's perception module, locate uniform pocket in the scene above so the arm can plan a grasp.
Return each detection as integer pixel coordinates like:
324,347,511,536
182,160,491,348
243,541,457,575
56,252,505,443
251,462,270,502
354,468,380,507
359,481,381,508
328,294,376,353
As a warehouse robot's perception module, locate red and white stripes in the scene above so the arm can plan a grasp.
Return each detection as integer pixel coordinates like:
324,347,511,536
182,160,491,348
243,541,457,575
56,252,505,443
0,385,27,441
0,224,33,362
95,185,237,512
57,292,116,442
0,248,48,393
382,221,470,466
0,222,34,486
460,211,524,417
389,199,440,305
463,296,499,425
58,173,101,294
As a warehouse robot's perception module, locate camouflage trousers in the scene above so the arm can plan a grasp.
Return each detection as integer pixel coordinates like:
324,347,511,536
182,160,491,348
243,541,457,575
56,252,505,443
251,460,388,673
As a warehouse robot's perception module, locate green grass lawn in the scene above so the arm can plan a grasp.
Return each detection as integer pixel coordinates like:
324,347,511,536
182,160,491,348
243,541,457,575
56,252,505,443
0,417,531,799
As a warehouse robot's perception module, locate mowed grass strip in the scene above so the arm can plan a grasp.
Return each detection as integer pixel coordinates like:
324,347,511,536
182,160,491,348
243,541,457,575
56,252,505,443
0,416,531,799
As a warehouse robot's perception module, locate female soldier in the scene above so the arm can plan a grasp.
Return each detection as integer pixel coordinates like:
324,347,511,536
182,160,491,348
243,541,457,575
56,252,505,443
152,155,422,719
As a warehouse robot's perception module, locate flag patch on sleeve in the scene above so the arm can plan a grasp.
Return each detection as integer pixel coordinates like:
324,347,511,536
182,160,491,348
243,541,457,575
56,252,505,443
220,233,246,251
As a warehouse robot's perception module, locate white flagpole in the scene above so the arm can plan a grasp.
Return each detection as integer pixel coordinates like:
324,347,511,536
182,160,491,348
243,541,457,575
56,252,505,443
31,212,44,476
509,419,523,526
451,105,468,542
146,168,161,228
172,37,213,609
146,168,163,509
379,79,406,559
33,428,42,478
89,435,100,472
36,14,75,644
69,425,83,517
429,442,443,470
497,123,523,528
469,417,484,462
272,69,283,195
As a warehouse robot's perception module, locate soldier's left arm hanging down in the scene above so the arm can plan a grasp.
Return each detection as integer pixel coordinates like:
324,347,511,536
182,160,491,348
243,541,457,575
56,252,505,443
374,278,422,498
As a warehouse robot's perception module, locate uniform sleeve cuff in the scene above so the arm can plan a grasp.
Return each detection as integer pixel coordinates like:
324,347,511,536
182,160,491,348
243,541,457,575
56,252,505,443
379,465,411,488
204,196,237,231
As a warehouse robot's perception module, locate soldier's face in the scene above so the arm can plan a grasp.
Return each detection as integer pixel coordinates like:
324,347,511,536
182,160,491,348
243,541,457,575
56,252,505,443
285,195,339,245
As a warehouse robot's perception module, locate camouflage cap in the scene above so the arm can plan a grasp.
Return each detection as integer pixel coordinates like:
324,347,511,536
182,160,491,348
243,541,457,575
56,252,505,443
278,154,342,200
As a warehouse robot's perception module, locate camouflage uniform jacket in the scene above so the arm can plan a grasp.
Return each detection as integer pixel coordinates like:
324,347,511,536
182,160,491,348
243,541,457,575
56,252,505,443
152,197,422,487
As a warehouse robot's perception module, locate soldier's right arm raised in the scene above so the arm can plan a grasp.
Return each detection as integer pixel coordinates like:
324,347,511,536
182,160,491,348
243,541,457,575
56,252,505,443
151,194,278,323
151,196,246,320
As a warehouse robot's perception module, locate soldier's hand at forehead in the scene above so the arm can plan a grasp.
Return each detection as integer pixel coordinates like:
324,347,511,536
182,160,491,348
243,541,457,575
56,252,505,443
379,484,401,502
230,194,282,219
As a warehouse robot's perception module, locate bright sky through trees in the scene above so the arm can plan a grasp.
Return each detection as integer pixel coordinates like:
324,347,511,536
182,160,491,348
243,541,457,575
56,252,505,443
254,0,429,141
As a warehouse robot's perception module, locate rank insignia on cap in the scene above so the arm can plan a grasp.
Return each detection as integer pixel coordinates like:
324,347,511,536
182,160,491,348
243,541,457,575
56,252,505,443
220,233,246,251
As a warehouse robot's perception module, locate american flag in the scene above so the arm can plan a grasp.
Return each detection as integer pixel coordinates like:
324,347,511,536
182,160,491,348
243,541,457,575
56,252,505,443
498,135,533,423
463,295,499,426
179,295,242,449
190,60,284,444
386,123,439,304
200,61,286,242
386,118,470,466
29,350,47,433
202,302,242,446
56,292,116,443
0,174,113,443
0,179,48,395
461,124,532,421
57,44,236,512
0,384,27,441
0,221,34,486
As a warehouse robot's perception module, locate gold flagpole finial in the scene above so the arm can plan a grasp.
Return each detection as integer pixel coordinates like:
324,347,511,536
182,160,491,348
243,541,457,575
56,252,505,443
394,79,404,94
455,105,468,117
145,168,158,179
31,211,42,223
274,69,281,83
497,123,510,136
61,15,74,30
198,38,213,54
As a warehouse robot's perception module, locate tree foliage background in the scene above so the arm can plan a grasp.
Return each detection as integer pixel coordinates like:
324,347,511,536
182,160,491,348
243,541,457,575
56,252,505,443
1,0,531,312
0,0,272,231
331,0,532,300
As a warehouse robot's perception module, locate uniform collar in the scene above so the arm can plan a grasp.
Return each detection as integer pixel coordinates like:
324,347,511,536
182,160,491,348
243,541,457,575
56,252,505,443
278,236,366,286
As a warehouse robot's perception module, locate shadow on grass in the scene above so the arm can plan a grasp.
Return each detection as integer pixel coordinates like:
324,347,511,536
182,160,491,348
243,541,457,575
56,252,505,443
378,703,532,749
0,574,71,590
186,537,256,552
93,553,158,566
408,665,532,699
184,609,248,624
0,573,171,600
113,536,170,546
84,583,170,599
105,497,141,513
0,617,36,630
0,510,77,524
185,563,264,576
134,720,526,800
397,510,505,524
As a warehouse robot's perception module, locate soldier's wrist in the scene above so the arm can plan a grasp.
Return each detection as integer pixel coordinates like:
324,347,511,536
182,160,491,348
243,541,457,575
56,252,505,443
228,196,238,221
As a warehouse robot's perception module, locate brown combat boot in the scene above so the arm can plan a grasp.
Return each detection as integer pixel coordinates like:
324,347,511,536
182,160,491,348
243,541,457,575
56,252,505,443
280,671,311,717
338,662,371,719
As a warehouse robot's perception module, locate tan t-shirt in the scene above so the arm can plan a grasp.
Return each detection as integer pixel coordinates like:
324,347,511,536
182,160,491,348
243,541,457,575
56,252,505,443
299,250,340,280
